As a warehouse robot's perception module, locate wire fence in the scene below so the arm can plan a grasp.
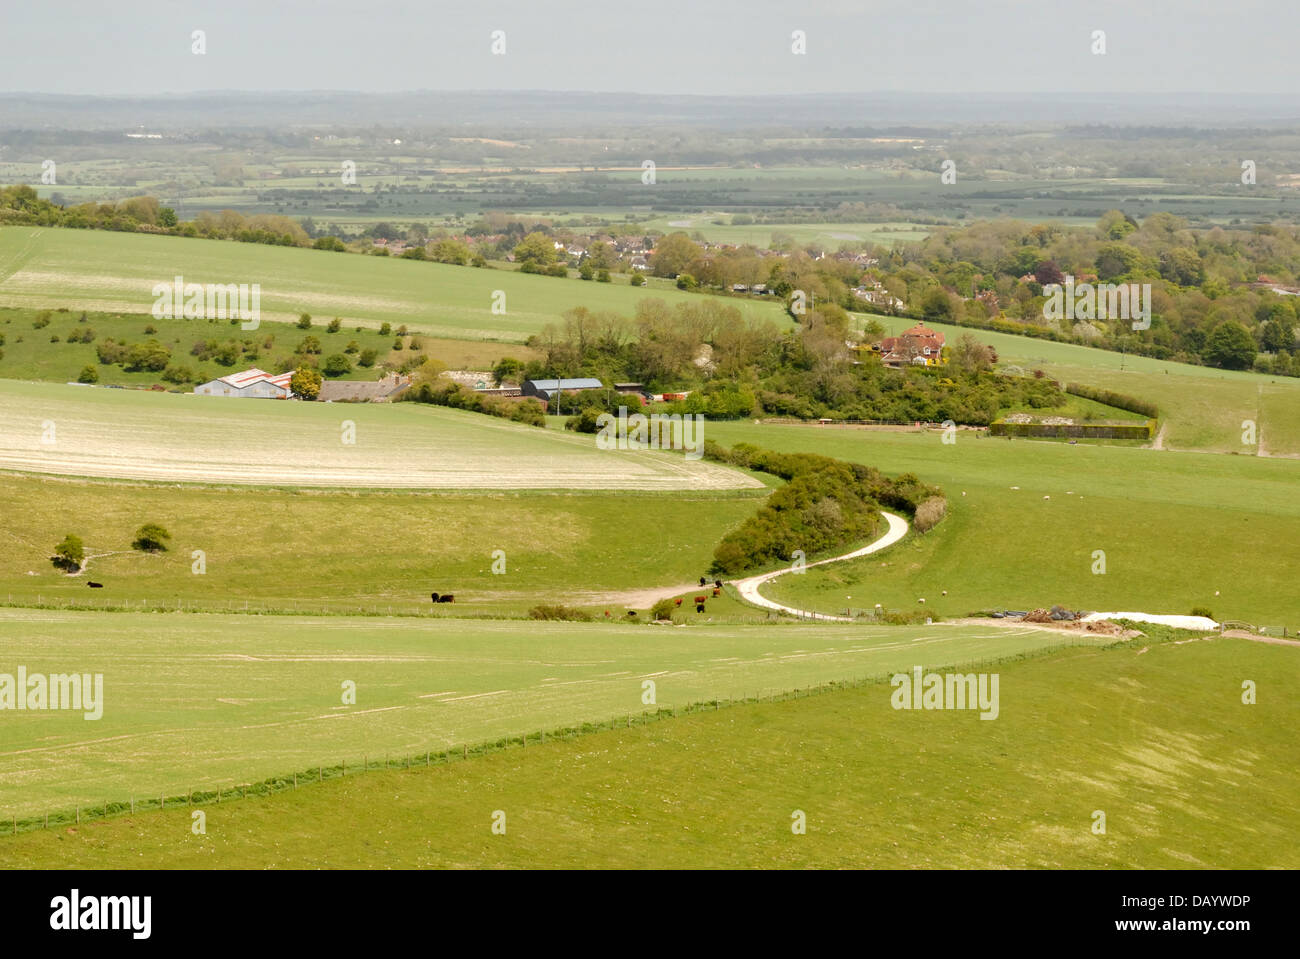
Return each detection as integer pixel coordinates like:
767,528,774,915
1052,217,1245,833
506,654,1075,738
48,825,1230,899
2,636,1103,838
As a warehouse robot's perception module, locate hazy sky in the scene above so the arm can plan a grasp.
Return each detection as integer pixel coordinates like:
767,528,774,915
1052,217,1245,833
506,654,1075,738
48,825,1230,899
4,0,1297,96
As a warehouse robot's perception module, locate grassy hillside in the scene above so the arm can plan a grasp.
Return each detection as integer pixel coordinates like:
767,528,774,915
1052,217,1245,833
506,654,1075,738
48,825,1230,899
0,609,1077,818
706,420,1300,625
0,227,791,341
0,472,767,614
0,306,540,388
4,632,1292,868
0,379,760,490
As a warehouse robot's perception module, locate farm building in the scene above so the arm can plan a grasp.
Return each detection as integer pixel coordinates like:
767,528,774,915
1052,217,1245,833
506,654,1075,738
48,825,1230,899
194,368,293,399
319,373,412,403
521,378,604,402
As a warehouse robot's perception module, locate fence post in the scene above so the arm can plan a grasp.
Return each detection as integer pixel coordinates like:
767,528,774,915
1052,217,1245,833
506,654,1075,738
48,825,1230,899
76,806,79,824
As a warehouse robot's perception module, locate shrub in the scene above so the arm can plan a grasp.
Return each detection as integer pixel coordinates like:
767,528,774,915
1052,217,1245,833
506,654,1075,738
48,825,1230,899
290,365,323,400
1190,606,1215,620
322,353,352,377
358,349,378,367
297,313,312,329
914,497,948,532
52,534,84,571
327,318,342,333
132,523,171,552
1064,383,1158,418
527,604,592,622
77,365,98,383
651,598,676,621
378,322,392,336
629,272,646,287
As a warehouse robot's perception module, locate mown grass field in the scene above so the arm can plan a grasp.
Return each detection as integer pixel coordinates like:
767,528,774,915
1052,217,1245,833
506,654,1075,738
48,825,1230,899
0,227,791,342
3,632,1291,868
0,609,1080,819
705,420,1300,626
0,379,759,490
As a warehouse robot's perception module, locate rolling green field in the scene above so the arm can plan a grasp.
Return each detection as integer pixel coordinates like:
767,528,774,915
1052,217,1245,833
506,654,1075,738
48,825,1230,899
0,379,759,491
0,227,790,342
3,631,1291,868
0,609,1081,819
705,420,1300,626
0,471,767,615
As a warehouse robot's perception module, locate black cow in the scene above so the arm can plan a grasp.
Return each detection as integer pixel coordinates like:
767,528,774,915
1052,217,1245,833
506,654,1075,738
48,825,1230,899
714,579,722,588
698,577,706,587
627,610,637,617
695,603,705,613
87,581,104,589
437,594,455,603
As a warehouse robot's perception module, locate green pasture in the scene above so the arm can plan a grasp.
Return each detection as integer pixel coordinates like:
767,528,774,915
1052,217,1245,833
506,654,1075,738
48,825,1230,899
0,609,1078,819
3,632,1291,868
706,420,1300,626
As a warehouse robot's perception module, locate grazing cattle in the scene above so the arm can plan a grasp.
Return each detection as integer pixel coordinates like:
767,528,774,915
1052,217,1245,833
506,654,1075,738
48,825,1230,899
437,594,455,603
431,592,439,603
712,588,720,597
87,581,103,589
714,579,722,588
674,597,683,607
694,595,707,604
627,610,637,618
698,577,707,587
695,603,705,613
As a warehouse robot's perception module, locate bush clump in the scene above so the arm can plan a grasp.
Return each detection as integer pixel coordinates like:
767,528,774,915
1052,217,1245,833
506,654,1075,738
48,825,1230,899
528,604,592,622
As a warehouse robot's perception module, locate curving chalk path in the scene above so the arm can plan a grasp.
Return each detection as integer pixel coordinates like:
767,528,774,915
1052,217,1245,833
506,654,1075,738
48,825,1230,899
731,511,909,622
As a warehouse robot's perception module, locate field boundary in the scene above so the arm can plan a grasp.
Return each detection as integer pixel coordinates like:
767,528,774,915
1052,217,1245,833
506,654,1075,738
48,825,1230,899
0,634,1108,838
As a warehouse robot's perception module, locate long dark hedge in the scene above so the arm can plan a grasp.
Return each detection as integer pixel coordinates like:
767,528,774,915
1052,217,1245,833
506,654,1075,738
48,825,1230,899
1064,382,1159,418
704,441,941,574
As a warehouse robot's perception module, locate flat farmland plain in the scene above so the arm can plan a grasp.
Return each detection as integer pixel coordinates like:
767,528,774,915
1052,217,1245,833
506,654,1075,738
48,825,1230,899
0,608,1084,818
0,227,791,341
0,380,760,490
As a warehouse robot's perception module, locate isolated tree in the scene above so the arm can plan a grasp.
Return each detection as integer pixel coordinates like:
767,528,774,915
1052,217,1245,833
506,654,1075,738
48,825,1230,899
290,365,323,400
950,333,996,374
52,534,84,572
77,365,98,383
492,357,524,386
629,272,646,287
132,523,171,553
1202,321,1257,370
649,232,702,278
358,349,378,367
322,353,352,377
513,232,557,272
327,317,342,333
297,313,313,330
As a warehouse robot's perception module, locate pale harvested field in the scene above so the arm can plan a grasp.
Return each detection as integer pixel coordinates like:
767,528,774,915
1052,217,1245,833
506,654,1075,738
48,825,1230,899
0,380,762,491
